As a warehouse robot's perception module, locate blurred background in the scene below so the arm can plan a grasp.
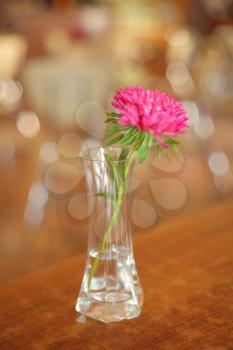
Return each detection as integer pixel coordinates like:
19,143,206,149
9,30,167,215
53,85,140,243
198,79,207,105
0,0,232,284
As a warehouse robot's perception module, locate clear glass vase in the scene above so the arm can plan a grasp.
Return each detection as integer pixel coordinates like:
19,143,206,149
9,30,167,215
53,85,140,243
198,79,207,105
76,147,143,323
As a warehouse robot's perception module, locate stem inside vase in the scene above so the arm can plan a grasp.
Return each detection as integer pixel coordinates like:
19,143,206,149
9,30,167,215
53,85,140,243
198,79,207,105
76,147,143,323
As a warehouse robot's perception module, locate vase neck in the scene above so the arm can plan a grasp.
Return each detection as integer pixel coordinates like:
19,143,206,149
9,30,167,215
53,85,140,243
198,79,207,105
82,147,135,253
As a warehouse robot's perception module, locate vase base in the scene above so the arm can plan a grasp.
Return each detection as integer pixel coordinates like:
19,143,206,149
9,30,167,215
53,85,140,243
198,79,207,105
76,292,142,323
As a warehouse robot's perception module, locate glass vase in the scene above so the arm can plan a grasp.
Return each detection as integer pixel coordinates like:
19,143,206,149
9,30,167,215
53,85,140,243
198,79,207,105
76,147,143,323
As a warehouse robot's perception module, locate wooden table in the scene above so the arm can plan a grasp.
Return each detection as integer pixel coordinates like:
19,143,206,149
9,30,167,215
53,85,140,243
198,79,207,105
1,198,233,350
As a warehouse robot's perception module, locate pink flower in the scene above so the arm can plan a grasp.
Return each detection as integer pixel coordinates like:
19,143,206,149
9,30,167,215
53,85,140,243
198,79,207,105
112,86,188,147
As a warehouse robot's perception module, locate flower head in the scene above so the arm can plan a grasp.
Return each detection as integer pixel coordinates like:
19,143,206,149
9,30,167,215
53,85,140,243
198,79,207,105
112,86,188,147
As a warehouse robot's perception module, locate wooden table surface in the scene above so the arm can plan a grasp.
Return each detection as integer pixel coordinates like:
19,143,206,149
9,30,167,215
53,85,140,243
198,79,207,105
0,198,233,350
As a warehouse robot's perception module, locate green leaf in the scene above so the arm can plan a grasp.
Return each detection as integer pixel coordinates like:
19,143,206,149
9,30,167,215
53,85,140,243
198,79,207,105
136,133,154,162
134,132,145,151
119,148,129,161
148,134,156,147
105,117,117,124
105,134,123,147
138,145,150,162
106,111,121,119
105,125,120,137
164,137,180,146
118,148,130,186
120,127,139,146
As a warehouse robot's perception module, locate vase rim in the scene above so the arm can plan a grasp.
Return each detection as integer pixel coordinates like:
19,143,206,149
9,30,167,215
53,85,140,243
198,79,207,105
81,147,136,163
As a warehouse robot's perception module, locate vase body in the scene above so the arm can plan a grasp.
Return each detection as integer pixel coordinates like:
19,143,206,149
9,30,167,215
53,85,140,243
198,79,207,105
76,147,143,323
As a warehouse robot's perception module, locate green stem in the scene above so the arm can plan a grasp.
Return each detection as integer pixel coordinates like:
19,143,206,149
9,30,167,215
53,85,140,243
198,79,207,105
87,151,136,291
87,186,123,291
